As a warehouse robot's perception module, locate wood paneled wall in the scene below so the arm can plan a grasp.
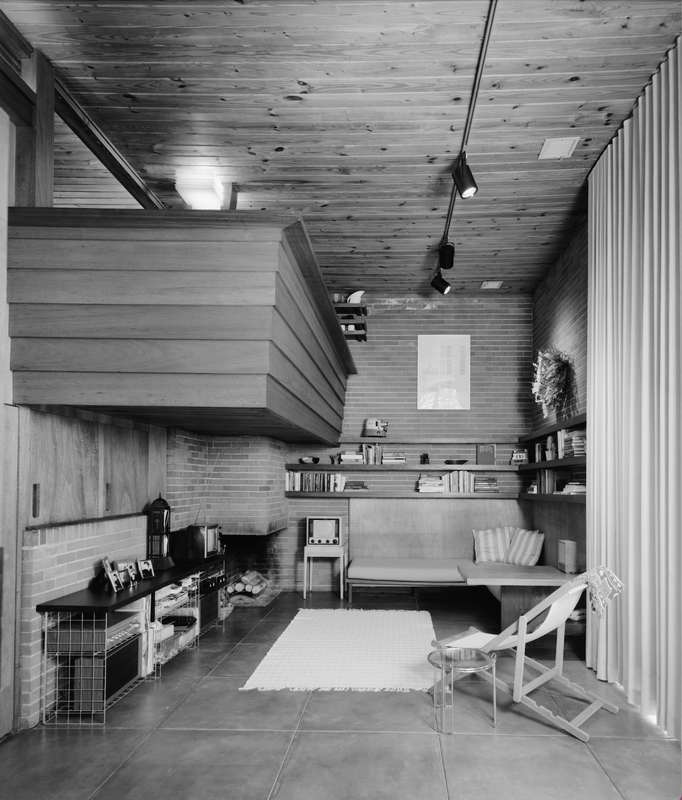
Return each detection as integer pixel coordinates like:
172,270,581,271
7,209,355,444
348,498,532,560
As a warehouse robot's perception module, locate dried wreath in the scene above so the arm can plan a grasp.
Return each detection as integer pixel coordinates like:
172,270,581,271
532,348,574,418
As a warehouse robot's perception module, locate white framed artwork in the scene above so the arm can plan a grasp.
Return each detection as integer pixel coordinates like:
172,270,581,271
417,335,471,409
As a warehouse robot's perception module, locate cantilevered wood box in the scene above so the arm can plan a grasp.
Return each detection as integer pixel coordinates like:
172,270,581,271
8,209,355,444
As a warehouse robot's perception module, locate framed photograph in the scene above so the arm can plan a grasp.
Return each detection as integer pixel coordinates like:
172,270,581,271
137,559,155,579
107,570,123,593
101,555,113,575
118,568,134,588
114,560,138,581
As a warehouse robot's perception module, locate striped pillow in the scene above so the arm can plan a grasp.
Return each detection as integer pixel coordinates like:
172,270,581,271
503,528,544,566
473,526,513,564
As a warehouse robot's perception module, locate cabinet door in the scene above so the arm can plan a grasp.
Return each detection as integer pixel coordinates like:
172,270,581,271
101,424,149,516
29,412,100,525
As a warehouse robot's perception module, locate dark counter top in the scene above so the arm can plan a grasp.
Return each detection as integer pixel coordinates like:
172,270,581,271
36,555,227,614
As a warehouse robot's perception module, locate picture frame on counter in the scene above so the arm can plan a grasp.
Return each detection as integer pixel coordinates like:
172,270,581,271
137,559,155,579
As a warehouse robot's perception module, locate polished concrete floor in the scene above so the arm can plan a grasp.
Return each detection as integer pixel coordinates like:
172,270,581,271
1,587,680,800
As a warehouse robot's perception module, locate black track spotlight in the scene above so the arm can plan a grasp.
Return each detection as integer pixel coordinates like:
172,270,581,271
431,270,451,295
439,242,455,270
452,153,478,198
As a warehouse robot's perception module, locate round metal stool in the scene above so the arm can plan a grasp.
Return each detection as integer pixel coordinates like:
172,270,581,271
428,647,497,733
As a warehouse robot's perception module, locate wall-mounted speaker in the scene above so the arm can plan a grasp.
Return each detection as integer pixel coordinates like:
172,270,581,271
306,517,342,546
558,539,578,574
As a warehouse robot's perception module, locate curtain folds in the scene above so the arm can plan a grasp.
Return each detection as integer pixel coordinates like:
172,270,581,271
587,39,681,739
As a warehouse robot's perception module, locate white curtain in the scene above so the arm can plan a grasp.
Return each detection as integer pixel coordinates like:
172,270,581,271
587,38,681,739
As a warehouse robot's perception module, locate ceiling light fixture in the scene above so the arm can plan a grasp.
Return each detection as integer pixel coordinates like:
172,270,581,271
480,280,503,289
174,168,224,210
432,0,498,292
431,270,452,295
452,153,478,199
439,242,455,270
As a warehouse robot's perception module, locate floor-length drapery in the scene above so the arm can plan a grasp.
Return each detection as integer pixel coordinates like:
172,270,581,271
587,39,681,739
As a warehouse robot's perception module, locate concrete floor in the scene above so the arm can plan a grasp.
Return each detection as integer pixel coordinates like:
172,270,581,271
1,587,680,800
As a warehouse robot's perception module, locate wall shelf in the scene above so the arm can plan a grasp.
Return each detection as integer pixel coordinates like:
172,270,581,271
519,493,586,504
518,456,586,471
287,463,519,473
286,491,520,499
334,302,368,342
518,413,587,443
338,436,519,445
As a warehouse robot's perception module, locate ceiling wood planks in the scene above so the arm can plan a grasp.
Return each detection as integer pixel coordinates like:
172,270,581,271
3,0,680,293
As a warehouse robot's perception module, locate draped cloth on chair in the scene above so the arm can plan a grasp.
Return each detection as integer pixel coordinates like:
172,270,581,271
587,38,681,739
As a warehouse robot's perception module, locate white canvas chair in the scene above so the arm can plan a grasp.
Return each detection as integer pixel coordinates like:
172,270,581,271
432,574,620,742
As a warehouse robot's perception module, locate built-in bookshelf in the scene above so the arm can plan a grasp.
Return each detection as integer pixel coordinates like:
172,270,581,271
285,462,520,499
517,413,587,503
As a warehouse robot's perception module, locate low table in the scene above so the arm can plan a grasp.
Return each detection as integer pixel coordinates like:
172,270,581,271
457,562,569,634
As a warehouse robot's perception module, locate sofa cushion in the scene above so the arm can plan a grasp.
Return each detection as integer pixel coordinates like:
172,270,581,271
473,526,513,563
347,558,468,583
503,528,544,566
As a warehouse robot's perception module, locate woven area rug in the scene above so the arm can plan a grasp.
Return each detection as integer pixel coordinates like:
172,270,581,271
241,608,436,691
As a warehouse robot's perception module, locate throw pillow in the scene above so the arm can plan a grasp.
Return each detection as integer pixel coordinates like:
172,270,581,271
503,528,544,566
473,526,513,563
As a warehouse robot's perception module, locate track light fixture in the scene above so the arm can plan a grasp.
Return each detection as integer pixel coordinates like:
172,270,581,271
452,153,478,199
439,242,455,270
430,270,451,295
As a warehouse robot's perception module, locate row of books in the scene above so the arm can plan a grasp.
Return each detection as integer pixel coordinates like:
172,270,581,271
286,471,348,493
286,472,371,492
417,472,499,494
556,428,587,459
339,447,406,465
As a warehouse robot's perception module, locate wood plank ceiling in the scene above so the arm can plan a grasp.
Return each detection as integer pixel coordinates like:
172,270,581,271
4,0,681,295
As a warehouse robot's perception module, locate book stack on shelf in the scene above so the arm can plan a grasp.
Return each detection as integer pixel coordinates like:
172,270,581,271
381,451,406,465
562,429,587,458
344,480,369,492
560,481,587,495
361,443,384,464
339,451,364,464
474,476,499,494
286,471,348,492
417,473,445,493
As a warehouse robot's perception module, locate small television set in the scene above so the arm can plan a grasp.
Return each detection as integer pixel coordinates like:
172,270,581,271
169,525,221,564
307,516,342,545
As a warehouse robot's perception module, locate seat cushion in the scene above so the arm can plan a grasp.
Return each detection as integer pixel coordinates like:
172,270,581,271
347,558,468,583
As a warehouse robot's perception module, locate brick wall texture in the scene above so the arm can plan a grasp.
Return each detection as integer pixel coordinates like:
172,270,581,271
532,222,588,428
20,515,147,728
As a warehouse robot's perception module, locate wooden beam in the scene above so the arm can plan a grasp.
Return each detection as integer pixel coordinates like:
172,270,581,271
0,59,34,127
53,78,166,210
14,52,53,207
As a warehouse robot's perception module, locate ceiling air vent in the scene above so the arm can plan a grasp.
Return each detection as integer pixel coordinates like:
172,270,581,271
538,137,580,160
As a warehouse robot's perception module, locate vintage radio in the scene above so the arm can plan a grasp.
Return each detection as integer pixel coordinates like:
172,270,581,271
307,516,342,545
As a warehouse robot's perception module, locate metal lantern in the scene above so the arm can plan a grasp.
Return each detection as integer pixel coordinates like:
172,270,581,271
147,494,171,560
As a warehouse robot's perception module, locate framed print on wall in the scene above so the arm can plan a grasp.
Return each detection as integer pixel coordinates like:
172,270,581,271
417,335,471,409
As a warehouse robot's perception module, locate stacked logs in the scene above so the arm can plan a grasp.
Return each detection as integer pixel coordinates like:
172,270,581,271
226,570,267,598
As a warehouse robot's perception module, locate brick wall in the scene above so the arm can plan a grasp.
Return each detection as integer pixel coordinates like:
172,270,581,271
340,294,535,440
20,515,147,728
532,223,588,428
530,221,588,566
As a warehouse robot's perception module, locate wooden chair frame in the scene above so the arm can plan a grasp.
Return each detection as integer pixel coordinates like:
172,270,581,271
433,576,619,742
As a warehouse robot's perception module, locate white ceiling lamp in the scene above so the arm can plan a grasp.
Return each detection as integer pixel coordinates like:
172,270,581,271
538,137,581,160
174,168,224,209
480,280,503,289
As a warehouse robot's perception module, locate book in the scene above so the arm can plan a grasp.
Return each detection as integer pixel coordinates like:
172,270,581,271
476,443,496,465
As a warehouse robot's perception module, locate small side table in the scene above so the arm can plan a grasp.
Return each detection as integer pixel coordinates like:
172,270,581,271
303,544,348,599
428,647,497,734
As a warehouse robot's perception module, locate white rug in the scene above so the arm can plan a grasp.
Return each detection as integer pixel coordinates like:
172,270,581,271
241,609,436,691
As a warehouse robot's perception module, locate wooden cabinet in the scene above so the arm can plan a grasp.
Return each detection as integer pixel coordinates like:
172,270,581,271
24,408,158,526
